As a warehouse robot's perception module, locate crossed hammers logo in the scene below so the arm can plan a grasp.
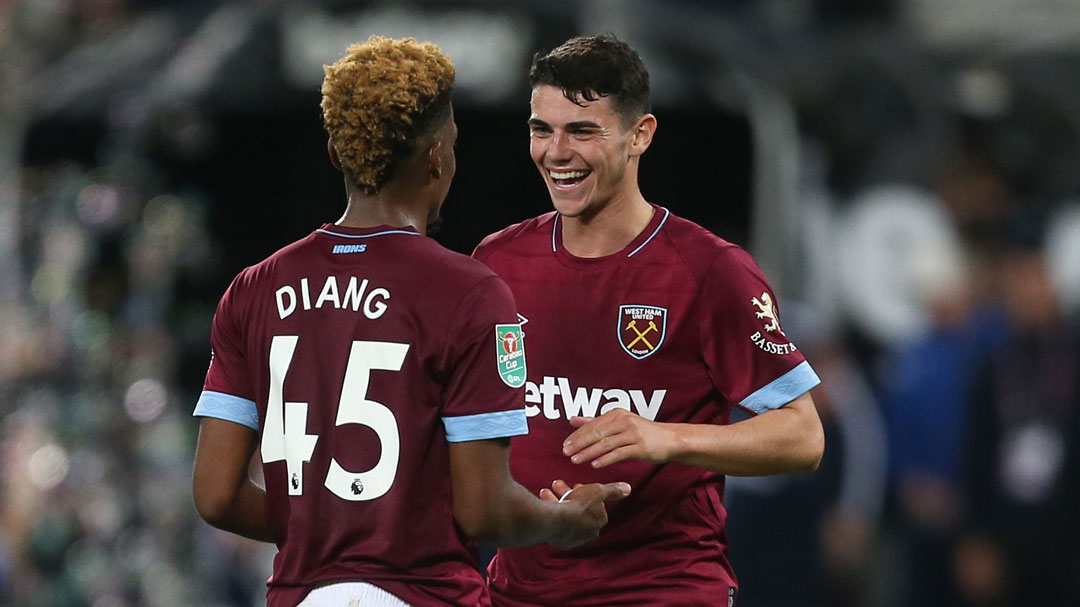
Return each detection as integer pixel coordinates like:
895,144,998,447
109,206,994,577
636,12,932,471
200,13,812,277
625,319,658,350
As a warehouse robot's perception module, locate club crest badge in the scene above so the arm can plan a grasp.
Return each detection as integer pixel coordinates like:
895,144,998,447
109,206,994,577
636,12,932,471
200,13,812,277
618,305,667,359
751,292,785,335
495,324,527,388
748,291,798,355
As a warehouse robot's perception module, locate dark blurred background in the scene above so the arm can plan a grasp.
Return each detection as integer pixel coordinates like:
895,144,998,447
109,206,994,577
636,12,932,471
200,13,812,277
3,1,1080,606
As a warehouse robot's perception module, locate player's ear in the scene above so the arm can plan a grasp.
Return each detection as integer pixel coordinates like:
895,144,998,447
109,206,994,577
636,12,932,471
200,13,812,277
628,114,656,158
427,140,443,180
327,139,343,172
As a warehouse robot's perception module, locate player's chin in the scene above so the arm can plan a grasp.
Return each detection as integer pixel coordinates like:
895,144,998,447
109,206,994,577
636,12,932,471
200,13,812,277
549,193,591,218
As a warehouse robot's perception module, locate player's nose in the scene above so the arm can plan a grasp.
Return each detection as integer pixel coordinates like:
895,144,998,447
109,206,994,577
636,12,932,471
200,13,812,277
548,131,573,161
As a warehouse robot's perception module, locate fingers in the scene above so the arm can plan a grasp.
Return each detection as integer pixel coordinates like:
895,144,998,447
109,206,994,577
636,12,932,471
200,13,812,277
564,411,672,468
561,481,631,504
550,481,631,550
539,488,558,502
570,431,637,467
551,479,573,497
563,416,612,456
591,446,636,469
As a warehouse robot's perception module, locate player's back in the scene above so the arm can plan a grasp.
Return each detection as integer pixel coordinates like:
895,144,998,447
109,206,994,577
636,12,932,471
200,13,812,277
214,223,522,607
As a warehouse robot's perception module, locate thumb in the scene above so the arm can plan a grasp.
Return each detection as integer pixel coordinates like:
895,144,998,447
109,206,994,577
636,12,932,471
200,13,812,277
600,482,632,501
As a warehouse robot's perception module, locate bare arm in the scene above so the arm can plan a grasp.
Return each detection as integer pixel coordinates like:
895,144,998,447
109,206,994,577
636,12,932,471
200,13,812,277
192,417,276,543
448,438,629,549
563,391,824,476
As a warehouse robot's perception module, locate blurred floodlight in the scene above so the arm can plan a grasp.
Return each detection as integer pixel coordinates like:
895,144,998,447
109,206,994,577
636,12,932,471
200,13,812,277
280,6,531,104
143,194,188,239
837,185,964,343
953,68,1012,118
28,443,70,490
1046,202,1080,315
41,222,89,268
124,378,168,423
1000,423,1065,503
907,0,1080,53
71,310,111,352
30,266,69,306
76,184,123,228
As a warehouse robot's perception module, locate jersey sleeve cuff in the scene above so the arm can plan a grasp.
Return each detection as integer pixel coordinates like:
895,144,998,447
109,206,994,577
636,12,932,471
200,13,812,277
739,361,821,414
194,390,259,431
442,409,529,443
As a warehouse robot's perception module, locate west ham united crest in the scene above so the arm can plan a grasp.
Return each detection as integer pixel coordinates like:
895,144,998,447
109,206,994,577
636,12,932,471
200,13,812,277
618,305,667,359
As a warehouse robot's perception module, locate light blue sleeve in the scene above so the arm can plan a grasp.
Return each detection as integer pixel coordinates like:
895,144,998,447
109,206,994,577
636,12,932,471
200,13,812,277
739,361,821,414
442,409,529,443
193,390,259,431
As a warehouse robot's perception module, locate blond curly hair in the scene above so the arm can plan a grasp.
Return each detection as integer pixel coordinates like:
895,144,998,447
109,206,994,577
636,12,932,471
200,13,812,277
321,36,455,195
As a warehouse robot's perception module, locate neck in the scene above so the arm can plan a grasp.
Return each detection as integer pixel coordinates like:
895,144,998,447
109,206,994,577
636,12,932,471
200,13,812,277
561,189,653,258
335,181,430,235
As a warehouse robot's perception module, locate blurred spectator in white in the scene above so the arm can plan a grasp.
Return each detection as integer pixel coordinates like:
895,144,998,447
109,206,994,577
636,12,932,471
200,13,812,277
835,177,1009,606
956,230,1080,607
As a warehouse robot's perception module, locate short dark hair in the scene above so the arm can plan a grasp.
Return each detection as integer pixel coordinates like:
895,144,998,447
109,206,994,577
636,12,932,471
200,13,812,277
529,34,651,128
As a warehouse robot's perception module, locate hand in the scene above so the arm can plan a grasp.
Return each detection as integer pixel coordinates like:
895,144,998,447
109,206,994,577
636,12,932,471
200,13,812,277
562,409,679,469
538,479,631,550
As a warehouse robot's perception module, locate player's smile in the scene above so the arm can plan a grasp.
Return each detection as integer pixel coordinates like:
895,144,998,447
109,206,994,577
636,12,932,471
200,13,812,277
546,168,593,191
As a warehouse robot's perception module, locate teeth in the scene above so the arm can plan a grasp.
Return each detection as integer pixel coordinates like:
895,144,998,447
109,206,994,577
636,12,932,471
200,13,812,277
549,170,588,180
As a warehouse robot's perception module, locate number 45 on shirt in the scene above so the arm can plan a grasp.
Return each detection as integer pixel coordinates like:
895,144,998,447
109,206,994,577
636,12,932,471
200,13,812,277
262,335,409,501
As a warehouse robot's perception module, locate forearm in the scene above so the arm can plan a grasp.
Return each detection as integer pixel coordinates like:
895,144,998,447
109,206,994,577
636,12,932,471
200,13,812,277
670,394,824,475
479,483,575,548
192,418,276,543
201,478,276,543
450,438,597,548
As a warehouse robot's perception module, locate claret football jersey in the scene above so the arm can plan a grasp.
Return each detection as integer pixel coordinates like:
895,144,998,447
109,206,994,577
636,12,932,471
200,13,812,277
194,224,529,607
472,205,820,607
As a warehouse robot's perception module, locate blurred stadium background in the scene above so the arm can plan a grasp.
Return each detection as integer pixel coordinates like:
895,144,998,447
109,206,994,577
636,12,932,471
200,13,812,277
2,0,1079,606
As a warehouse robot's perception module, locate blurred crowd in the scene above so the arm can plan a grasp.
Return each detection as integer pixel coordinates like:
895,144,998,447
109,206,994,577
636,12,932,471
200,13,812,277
727,147,1080,607
3,1,1080,607
0,151,277,606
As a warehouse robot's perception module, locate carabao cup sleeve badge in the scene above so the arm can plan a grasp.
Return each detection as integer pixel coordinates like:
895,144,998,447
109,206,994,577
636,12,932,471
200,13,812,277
495,324,527,388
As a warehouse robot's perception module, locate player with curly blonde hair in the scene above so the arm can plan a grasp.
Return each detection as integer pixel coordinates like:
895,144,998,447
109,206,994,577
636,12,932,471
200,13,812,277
193,36,630,607
321,35,455,197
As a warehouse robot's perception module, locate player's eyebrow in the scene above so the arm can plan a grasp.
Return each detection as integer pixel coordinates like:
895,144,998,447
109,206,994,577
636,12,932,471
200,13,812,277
565,121,602,130
528,118,604,131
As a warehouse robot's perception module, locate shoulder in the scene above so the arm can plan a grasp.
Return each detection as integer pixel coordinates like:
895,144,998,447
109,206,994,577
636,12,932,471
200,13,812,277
411,241,519,328
657,210,759,282
389,235,515,308
471,212,557,262
422,239,507,287
227,233,316,295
